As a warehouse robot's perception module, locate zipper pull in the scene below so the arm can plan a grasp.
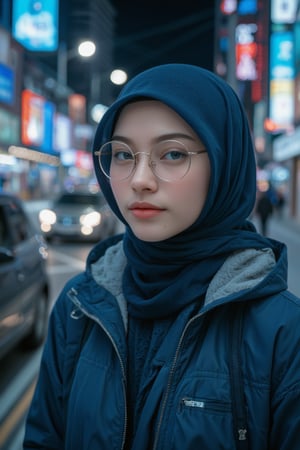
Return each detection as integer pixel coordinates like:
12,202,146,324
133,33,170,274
238,428,247,441
68,288,84,319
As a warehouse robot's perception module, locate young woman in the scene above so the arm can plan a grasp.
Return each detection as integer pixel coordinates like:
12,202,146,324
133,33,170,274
24,64,300,450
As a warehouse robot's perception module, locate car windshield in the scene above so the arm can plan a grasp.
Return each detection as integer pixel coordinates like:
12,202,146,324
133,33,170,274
56,193,103,206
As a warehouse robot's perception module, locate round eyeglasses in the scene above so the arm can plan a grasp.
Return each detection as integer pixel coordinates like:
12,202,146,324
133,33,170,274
95,139,207,182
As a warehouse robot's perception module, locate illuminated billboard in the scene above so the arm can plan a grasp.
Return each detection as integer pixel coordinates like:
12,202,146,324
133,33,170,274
269,32,295,129
236,23,258,81
21,89,56,153
21,90,44,146
0,63,14,105
220,0,237,14
238,0,257,15
12,0,58,51
53,113,72,152
271,0,298,24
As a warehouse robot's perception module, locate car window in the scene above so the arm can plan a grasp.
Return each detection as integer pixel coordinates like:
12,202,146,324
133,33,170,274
4,200,33,245
56,194,104,207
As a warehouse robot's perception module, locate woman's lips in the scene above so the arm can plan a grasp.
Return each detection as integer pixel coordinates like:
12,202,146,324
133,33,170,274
128,202,164,219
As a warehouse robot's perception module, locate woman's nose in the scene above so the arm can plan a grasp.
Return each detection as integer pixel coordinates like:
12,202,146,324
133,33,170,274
130,153,158,190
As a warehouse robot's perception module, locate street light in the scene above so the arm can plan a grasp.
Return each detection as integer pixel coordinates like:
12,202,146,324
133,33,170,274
91,103,108,123
110,69,128,85
90,68,128,123
57,40,96,87
78,41,96,58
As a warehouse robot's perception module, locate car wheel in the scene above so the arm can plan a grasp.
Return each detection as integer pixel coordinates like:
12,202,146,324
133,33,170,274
23,291,49,349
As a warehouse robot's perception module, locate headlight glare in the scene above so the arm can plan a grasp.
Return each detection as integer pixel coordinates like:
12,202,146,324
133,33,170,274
39,209,57,225
80,211,101,227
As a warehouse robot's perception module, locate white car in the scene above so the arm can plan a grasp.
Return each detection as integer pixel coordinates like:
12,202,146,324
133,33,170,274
39,191,119,242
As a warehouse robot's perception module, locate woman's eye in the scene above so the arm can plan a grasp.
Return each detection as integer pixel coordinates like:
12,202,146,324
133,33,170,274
162,150,188,161
112,150,134,161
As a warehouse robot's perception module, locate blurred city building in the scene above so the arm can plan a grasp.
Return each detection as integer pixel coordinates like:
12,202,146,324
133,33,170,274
0,0,115,198
215,0,300,221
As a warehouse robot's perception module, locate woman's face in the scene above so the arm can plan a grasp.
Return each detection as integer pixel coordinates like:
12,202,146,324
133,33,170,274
110,100,211,242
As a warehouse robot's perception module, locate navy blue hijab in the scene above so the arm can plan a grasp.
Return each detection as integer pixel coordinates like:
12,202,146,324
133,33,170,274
92,64,271,319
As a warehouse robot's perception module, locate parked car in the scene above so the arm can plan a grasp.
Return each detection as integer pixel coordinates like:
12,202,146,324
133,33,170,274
0,192,50,359
38,191,120,242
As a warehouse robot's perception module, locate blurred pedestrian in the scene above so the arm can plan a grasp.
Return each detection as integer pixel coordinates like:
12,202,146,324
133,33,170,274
24,64,300,450
256,190,274,235
276,190,286,218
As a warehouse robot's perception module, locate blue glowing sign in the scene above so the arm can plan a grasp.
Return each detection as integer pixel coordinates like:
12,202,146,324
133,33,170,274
42,101,55,151
0,63,14,105
238,0,257,15
12,0,58,51
270,32,294,80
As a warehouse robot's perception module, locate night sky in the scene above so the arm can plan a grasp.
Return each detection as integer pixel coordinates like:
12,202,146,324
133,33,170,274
112,1,215,79
28,1,216,105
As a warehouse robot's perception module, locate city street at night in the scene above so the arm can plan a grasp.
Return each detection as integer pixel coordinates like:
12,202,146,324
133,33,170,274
1,1,300,449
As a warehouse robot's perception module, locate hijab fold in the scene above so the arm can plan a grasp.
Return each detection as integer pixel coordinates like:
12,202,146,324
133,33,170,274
92,64,272,320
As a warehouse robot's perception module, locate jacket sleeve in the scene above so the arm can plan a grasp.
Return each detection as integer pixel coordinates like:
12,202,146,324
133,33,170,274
269,295,300,450
23,288,68,449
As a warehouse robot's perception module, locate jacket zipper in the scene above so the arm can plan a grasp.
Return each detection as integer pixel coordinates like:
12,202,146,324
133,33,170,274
181,397,231,413
152,312,204,450
153,305,248,449
68,288,128,450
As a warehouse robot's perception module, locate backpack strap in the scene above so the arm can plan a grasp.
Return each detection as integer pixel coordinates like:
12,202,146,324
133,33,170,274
229,303,249,450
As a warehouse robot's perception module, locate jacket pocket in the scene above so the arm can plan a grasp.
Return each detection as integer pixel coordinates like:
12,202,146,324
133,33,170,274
180,396,231,414
167,395,235,450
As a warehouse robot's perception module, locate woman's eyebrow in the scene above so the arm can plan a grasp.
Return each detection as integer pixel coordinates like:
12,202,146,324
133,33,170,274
154,133,196,142
111,134,131,143
111,133,196,142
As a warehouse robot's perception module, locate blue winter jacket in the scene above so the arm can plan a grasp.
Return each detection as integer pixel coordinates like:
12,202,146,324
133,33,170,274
24,235,300,450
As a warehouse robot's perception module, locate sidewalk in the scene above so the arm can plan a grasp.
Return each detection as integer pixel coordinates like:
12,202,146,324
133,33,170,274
265,213,300,297
252,212,300,237
276,215,300,234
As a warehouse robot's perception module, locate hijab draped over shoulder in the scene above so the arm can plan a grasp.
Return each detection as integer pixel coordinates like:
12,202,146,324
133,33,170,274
92,64,271,320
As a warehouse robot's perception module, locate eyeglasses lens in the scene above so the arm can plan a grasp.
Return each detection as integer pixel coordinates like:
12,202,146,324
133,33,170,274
98,140,192,181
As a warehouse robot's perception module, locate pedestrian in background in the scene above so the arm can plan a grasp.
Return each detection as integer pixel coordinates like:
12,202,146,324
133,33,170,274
275,189,286,218
255,189,274,235
24,64,300,450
